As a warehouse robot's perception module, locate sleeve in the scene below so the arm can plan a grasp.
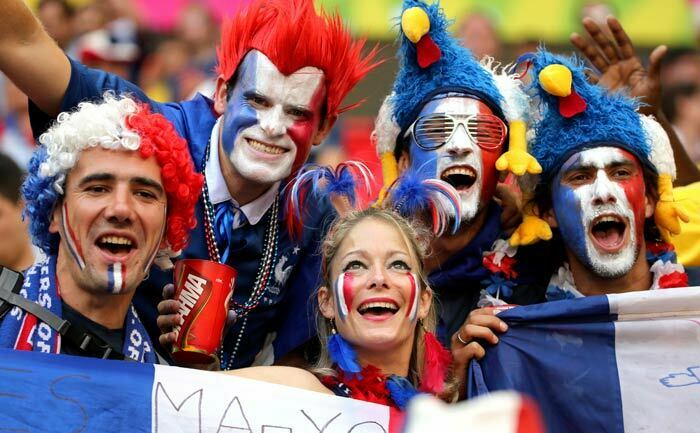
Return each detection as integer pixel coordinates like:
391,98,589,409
28,56,158,138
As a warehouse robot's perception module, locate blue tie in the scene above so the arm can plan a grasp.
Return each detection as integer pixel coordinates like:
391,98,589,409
213,201,246,263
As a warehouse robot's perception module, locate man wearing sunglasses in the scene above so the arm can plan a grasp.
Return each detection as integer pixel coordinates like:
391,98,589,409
373,0,551,349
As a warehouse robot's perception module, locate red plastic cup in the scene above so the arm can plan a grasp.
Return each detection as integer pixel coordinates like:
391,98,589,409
171,259,236,364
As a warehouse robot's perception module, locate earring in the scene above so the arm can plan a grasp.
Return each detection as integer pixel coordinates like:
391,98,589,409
327,318,361,373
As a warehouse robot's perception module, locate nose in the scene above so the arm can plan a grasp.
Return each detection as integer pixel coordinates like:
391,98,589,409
259,106,286,138
368,267,390,290
444,124,474,157
591,170,617,206
103,185,135,225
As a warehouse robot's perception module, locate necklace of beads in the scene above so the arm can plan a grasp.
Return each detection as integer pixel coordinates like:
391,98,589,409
199,142,280,370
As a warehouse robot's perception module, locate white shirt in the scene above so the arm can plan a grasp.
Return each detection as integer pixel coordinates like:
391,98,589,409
204,118,280,229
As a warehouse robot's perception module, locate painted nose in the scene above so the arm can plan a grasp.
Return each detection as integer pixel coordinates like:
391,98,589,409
444,125,474,156
591,171,617,206
259,106,286,138
104,186,135,224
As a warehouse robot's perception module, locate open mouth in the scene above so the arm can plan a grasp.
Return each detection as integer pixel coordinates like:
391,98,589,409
96,235,136,258
440,166,477,191
246,138,287,155
357,300,399,319
590,215,628,253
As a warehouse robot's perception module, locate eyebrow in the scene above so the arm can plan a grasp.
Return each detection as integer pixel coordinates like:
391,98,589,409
564,160,634,174
78,172,164,195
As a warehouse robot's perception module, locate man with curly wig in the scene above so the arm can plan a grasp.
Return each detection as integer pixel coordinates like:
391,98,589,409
0,94,203,362
0,0,379,368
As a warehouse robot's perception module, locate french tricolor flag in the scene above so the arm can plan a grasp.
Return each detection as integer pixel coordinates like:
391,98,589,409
0,349,544,433
469,287,700,433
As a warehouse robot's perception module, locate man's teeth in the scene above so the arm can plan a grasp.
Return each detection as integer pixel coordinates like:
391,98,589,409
442,167,475,178
100,236,132,246
359,302,399,313
248,139,285,155
598,216,623,223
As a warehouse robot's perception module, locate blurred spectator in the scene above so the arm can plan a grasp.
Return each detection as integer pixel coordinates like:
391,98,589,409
661,48,700,88
663,83,700,164
0,154,39,272
37,0,75,50
457,12,501,60
0,76,34,169
138,38,190,101
75,28,140,79
71,1,107,40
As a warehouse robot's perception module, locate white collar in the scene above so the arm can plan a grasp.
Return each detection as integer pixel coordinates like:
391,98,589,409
204,118,280,227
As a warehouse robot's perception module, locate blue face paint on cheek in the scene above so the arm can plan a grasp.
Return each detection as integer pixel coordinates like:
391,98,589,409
551,182,591,268
220,54,261,156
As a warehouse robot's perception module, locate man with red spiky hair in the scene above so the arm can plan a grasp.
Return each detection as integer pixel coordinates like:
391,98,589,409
0,0,380,368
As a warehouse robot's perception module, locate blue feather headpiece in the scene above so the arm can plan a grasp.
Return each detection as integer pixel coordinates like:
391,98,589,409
391,0,505,134
526,49,653,180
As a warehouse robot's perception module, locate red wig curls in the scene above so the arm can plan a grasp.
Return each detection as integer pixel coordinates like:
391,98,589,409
216,0,381,121
125,105,204,253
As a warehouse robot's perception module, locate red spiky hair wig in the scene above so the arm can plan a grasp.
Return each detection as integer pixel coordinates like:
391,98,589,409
125,105,204,254
216,0,380,121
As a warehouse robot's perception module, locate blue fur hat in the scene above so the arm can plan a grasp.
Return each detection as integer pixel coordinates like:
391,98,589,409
391,0,505,133
526,49,652,180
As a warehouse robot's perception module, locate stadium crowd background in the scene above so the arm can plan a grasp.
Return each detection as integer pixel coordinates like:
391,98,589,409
1,0,700,270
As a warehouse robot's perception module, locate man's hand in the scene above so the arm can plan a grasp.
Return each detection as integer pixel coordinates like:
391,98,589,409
450,308,509,398
570,16,666,116
156,283,181,347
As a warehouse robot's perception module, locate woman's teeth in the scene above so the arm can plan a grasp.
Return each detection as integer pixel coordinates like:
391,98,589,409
248,139,285,155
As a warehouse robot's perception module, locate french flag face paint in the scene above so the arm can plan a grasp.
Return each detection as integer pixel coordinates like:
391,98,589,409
408,95,503,224
220,50,325,185
552,147,646,278
107,262,126,294
60,202,86,271
334,272,354,322
406,273,420,322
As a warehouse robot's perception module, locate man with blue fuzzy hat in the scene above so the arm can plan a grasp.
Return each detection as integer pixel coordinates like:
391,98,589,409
510,49,690,300
371,0,551,358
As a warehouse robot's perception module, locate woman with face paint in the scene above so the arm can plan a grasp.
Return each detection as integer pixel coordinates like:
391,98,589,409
226,209,456,409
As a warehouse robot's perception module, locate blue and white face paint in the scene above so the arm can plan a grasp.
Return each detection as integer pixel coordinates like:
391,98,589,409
407,95,503,223
220,50,326,185
552,147,648,278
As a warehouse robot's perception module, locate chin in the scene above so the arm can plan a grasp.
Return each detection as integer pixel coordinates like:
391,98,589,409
584,243,638,279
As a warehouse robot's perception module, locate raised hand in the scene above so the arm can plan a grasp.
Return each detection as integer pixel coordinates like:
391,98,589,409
570,16,667,115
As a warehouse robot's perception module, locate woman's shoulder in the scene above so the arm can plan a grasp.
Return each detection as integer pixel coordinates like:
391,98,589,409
225,366,334,395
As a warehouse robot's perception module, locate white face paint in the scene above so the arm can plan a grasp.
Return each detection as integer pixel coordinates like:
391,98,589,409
221,50,326,185
553,147,645,278
408,97,503,223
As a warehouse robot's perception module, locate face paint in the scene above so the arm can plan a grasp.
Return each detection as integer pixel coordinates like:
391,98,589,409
405,273,420,322
334,272,355,322
60,202,86,271
408,95,503,223
552,147,647,278
220,50,326,185
107,262,126,294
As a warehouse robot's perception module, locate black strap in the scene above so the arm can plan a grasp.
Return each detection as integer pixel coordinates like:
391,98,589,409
0,266,132,361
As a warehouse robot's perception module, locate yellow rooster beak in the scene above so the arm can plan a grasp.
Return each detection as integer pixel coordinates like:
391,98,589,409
401,7,431,43
538,64,573,97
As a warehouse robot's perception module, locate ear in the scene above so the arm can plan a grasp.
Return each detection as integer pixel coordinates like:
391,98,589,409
312,115,337,147
417,287,434,321
213,75,229,116
49,202,62,234
398,150,410,174
543,205,558,229
317,286,335,319
644,192,656,219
